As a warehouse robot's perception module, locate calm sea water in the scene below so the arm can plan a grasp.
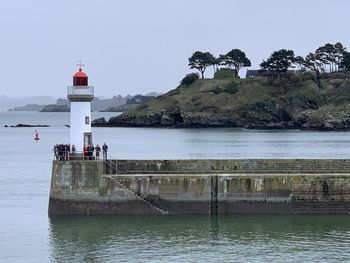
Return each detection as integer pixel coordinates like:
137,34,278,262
1,111,350,262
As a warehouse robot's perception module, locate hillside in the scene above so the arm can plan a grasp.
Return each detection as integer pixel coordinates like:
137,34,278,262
0,95,55,111
40,96,128,112
106,73,350,130
11,104,44,111
102,95,156,112
40,104,69,112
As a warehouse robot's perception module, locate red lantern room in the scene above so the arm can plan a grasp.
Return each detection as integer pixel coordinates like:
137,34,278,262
73,67,88,86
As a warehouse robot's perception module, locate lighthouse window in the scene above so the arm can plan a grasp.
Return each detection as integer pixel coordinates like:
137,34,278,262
85,116,90,124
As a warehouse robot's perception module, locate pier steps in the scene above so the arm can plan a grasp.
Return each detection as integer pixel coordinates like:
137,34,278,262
103,160,168,214
110,177,168,215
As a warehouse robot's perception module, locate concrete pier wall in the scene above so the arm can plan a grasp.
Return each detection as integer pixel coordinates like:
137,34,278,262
49,160,350,215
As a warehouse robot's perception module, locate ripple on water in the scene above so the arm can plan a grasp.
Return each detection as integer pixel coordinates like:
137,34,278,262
44,215,350,262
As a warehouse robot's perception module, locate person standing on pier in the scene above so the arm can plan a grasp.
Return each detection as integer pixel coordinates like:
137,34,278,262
71,144,76,156
95,144,101,160
102,143,108,160
90,144,95,160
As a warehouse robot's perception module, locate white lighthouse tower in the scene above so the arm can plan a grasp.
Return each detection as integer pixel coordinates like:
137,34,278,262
67,62,94,154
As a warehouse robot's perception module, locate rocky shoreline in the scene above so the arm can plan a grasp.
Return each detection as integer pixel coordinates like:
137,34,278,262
92,111,350,131
4,124,50,128
92,106,350,131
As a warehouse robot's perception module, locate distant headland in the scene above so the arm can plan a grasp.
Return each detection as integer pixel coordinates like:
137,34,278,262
6,93,160,113
99,42,350,131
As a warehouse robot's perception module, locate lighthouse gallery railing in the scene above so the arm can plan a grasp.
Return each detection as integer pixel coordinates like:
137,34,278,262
67,86,94,96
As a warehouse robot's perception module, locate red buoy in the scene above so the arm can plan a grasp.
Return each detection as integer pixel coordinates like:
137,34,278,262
34,130,40,141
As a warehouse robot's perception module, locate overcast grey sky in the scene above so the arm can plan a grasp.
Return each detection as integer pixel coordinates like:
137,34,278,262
0,0,349,98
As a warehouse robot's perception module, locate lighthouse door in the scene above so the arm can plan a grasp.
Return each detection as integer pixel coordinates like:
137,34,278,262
84,132,92,147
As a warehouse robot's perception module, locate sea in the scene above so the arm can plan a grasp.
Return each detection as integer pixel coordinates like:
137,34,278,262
1,111,350,263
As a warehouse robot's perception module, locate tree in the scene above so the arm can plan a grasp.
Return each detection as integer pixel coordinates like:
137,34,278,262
260,49,295,78
259,60,272,71
188,51,215,79
314,44,335,72
305,43,347,73
209,56,221,76
293,56,306,71
180,72,200,85
217,54,227,67
334,42,347,71
304,52,323,73
318,43,335,72
221,49,251,78
340,52,350,71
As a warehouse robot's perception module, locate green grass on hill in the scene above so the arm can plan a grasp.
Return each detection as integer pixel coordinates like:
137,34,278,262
110,72,350,129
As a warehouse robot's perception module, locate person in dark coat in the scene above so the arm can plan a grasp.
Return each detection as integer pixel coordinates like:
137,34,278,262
102,143,108,160
53,145,58,160
90,144,95,160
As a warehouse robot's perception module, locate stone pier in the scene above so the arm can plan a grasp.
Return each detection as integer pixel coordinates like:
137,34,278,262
49,159,350,215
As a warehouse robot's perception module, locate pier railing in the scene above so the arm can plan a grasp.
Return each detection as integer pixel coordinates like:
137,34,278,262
53,150,116,175
53,151,103,161
103,154,118,175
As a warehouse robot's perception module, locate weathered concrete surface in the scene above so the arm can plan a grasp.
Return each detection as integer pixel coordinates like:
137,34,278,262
49,161,163,215
115,159,350,174
49,160,350,215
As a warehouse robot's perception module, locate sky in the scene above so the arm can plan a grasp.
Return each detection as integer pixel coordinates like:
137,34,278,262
0,0,349,98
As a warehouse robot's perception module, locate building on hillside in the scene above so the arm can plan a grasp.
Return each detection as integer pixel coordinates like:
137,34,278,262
246,69,298,79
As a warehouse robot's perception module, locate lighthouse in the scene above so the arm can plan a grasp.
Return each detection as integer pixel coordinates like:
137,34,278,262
67,63,94,154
